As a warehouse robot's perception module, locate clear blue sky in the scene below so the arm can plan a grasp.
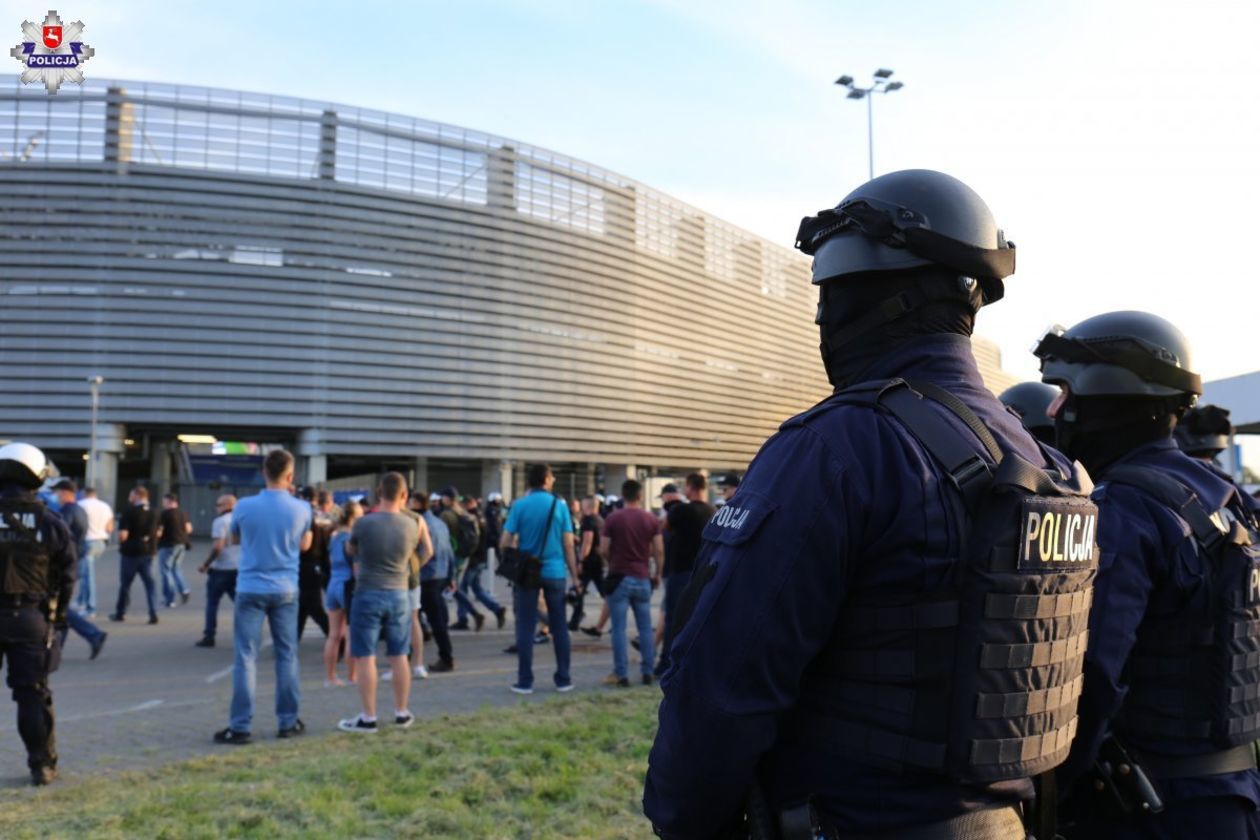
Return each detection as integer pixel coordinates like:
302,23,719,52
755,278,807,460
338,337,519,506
6,0,1258,385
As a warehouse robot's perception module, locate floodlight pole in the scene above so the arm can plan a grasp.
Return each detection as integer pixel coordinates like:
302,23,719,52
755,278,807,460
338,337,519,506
835,69,905,180
88,375,103,487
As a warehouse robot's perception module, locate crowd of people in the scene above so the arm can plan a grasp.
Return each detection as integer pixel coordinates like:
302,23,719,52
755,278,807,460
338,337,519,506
34,448,733,749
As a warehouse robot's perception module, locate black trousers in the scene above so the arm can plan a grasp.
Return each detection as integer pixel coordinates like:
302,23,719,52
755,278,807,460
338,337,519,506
569,560,606,629
0,607,56,771
296,586,328,640
419,578,453,664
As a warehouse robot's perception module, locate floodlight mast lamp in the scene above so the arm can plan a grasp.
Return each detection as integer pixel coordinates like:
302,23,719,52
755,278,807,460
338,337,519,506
835,69,905,180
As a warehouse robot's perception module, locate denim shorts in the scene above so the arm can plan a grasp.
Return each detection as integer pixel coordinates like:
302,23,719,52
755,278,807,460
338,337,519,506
348,588,411,658
325,579,351,612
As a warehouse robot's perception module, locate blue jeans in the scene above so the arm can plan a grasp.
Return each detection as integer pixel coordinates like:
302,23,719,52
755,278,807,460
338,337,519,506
457,563,501,621
513,578,571,689
115,553,158,620
203,569,237,640
656,569,692,675
158,544,190,605
609,577,654,679
66,608,105,646
229,591,300,734
77,539,105,614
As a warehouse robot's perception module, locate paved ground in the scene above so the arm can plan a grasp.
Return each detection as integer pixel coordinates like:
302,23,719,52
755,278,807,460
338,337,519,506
0,540,658,790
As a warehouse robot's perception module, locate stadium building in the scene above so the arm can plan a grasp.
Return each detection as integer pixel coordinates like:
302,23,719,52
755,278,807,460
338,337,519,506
0,78,1018,526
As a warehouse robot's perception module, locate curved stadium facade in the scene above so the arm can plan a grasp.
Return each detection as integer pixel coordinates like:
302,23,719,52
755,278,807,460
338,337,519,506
0,78,831,507
0,78,1016,514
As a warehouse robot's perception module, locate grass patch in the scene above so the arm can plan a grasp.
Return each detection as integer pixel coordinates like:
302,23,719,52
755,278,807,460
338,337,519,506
0,691,661,839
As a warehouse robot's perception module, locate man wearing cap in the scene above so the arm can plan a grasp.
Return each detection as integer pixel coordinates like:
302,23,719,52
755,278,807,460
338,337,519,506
717,474,740,503
437,487,486,632
50,480,107,659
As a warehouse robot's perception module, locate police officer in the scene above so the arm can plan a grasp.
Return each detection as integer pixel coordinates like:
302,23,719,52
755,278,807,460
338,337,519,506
1175,404,1260,519
1035,312,1260,838
0,442,76,785
644,170,1098,839
999,381,1058,444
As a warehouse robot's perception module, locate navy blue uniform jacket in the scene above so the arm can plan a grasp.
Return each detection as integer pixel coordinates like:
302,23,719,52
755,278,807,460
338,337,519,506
1059,439,1260,807
644,335,1075,837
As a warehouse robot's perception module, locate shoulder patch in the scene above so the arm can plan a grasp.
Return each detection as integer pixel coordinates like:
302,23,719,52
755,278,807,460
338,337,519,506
702,491,777,546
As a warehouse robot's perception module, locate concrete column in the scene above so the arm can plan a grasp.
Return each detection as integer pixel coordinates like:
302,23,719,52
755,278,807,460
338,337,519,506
576,463,597,498
296,429,327,488
411,457,429,495
512,462,527,501
91,423,125,510
149,440,173,502
601,463,637,495
480,459,512,501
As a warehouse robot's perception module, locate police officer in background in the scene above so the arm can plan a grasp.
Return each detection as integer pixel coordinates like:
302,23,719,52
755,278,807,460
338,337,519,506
645,170,1099,839
0,443,76,785
999,381,1059,445
1175,404,1260,521
1035,313,1260,838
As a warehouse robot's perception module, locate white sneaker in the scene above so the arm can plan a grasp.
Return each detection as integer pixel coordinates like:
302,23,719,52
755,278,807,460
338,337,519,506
394,711,415,728
381,670,393,682
337,715,378,733
413,665,429,679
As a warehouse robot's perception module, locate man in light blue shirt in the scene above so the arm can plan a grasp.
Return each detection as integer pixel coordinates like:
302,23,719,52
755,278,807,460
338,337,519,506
501,463,577,694
213,449,312,745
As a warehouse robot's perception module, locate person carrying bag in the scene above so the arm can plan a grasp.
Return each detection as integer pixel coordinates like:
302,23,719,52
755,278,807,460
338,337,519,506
498,465,580,694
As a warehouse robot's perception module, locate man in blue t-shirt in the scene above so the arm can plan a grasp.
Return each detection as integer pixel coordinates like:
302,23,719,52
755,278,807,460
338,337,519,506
501,463,577,694
213,449,313,745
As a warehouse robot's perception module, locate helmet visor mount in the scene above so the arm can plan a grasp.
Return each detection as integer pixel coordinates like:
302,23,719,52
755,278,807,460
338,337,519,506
1032,329,1203,396
795,196,1016,286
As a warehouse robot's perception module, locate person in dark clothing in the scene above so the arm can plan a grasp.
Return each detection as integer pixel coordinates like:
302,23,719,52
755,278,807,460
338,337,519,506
156,493,193,608
568,495,605,631
1038,313,1260,839
50,480,106,659
647,171,1091,839
297,497,332,639
655,473,715,676
0,443,77,785
110,487,160,624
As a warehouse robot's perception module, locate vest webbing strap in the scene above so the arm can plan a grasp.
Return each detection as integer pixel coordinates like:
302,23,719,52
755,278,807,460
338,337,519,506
975,673,1085,719
1229,682,1260,705
985,588,1093,621
1104,464,1225,549
979,630,1089,669
879,385,994,498
969,716,1078,766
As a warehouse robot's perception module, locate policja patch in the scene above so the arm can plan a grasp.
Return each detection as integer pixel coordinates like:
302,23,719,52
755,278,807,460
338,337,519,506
1019,499,1098,570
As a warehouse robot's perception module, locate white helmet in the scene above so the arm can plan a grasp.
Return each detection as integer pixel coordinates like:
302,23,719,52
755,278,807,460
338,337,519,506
0,442,57,489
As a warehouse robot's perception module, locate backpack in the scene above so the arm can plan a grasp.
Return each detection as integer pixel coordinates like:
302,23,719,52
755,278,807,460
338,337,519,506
453,512,481,560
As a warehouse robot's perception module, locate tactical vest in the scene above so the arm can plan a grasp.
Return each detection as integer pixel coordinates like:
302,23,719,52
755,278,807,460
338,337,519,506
1103,464,1260,749
799,379,1099,783
0,498,53,596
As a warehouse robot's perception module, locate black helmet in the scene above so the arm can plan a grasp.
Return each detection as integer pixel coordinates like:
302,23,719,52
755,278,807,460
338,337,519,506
795,169,1015,306
1175,404,1233,456
1034,311,1201,400
998,382,1057,435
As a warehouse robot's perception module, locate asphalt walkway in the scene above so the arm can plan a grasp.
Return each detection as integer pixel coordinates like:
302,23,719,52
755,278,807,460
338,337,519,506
0,541,656,789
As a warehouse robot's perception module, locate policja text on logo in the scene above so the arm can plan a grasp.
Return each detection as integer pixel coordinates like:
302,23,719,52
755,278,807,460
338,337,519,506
9,10,94,95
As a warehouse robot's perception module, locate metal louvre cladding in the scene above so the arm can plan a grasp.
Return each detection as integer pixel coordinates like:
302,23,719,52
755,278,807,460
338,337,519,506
0,78,825,465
